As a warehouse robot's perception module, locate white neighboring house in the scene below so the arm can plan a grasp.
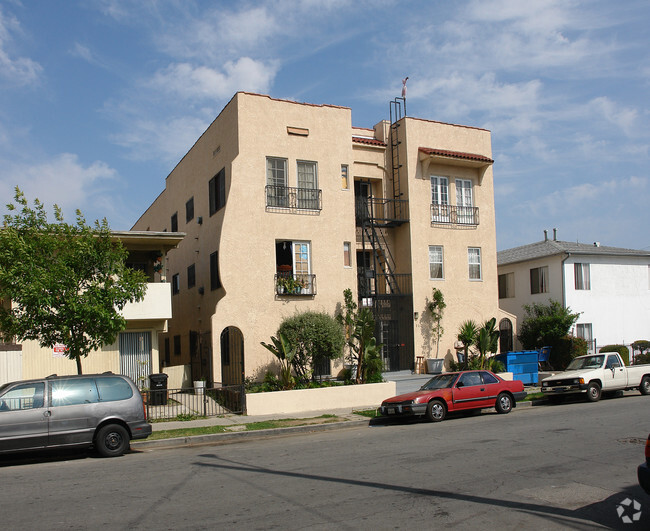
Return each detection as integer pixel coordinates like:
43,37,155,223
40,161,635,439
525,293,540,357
497,230,650,352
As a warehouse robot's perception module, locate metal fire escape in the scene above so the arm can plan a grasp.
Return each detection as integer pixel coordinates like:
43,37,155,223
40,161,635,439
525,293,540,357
355,97,414,370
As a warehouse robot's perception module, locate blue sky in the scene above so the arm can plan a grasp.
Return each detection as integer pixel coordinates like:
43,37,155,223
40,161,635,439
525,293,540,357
1,0,648,251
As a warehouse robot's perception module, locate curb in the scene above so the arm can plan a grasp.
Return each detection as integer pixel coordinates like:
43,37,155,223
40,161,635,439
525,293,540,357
131,418,370,451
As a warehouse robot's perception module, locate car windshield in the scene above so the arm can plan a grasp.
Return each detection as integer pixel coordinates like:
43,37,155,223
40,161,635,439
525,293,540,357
420,374,457,390
566,355,605,371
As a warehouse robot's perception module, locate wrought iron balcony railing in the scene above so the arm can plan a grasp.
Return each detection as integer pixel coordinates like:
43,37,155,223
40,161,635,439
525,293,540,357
431,204,479,226
266,185,322,211
275,273,317,296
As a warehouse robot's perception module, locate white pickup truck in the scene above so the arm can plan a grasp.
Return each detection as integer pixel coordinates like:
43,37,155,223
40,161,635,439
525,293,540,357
541,352,650,402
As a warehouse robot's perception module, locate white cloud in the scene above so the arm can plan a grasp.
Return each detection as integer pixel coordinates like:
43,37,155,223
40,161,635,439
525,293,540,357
0,6,42,87
147,58,278,101
0,153,118,220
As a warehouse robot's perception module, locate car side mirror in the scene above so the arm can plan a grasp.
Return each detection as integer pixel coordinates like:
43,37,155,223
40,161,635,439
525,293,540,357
456,381,464,388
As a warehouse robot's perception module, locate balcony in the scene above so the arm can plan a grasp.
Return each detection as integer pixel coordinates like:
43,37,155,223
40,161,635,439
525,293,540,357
266,185,322,213
431,205,479,226
120,282,172,320
275,273,317,296
355,197,409,227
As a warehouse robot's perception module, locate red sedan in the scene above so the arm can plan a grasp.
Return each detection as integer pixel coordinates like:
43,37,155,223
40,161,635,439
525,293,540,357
380,370,526,422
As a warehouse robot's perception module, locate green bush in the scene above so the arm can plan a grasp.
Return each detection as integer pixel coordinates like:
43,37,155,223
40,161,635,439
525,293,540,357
279,311,345,383
634,352,650,364
599,344,630,366
550,336,588,370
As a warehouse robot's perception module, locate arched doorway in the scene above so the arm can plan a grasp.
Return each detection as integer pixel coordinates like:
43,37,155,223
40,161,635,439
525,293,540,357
220,327,244,385
499,318,513,354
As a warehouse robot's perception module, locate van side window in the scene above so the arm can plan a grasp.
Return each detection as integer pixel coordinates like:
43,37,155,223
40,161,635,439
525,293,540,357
51,378,99,407
0,382,45,411
96,377,133,402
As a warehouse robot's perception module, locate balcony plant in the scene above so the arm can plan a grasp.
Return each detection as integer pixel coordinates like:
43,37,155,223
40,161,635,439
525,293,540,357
277,275,304,294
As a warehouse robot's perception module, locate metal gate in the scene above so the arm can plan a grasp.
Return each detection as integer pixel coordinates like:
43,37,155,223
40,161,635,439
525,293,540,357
119,332,152,389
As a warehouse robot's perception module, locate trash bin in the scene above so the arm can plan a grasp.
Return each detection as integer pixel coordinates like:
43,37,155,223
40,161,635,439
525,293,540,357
426,359,444,374
149,373,168,406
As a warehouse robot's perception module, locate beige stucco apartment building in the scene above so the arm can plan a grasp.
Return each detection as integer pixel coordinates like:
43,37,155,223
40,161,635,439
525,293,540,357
133,92,513,385
0,232,183,386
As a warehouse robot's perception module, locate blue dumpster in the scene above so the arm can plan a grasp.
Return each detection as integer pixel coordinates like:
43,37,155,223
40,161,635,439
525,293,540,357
494,351,539,385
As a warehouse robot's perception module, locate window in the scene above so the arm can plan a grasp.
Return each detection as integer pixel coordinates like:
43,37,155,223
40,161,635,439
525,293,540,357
297,161,318,209
173,335,181,356
468,247,481,280
170,212,178,232
576,323,593,350
429,245,444,279
96,377,133,402
266,157,288,207
458,372,482,387
187,264,196,289
498,272,514,298
186,197,194,223
455,179,475,224
0,382,44,410
480,371,499,384
343,242,351,267
209,168,226,215
431,176,449,222
51,378,98,407
341,165,349,189
172,273,180,295
210,251,221,291
530,266,549,294
275,240,314,295
164,337,170,365
574,263,590,290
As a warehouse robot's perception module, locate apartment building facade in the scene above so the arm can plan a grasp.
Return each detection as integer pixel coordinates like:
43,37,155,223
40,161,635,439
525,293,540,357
133,92,509,385
0,231,183,386
497,231,650,351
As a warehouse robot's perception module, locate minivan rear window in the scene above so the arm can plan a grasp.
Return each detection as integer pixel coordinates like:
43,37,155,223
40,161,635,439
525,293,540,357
51,378,99,406
96,377,133,402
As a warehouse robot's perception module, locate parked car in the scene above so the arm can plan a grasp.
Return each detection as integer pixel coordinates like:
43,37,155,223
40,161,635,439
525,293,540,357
541,353,650,402
379,370,526,422
639,433,650,495
0,373,151,457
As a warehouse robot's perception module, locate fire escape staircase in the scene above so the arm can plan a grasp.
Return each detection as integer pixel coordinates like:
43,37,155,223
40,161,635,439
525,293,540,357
357,97,411,298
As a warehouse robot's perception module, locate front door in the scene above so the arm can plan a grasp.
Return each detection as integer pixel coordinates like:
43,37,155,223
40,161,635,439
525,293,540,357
0,381,47,452
602,354,627,390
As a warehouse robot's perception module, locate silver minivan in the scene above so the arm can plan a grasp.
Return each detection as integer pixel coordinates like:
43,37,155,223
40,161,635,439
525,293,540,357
0,373,152,457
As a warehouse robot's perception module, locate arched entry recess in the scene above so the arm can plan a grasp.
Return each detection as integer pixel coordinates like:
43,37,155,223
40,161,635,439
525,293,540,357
499,318,513,354
220,327,244,385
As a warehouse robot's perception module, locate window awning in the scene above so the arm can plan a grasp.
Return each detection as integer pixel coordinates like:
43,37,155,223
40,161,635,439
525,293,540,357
419,147,493,183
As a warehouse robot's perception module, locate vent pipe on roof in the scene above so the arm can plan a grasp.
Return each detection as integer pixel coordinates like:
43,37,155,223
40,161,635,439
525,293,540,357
544,229,548,241
553,228,557,241
594,242,600,247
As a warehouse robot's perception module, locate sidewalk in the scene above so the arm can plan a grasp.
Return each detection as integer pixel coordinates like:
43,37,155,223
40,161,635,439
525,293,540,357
131,371,543,452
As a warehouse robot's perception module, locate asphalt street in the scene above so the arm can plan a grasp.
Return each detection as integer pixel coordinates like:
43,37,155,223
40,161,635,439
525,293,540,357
0,393,648,529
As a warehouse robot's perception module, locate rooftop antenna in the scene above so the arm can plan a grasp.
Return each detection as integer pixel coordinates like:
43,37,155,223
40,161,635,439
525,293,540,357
401,77,408,116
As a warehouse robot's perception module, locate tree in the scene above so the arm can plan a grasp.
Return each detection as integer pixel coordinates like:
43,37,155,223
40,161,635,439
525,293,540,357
260,332,295,390
474,318,499,369
278,311,345,383
518,300,580,349
426,288,446,357
336,289,382,384
0,188,148,374
457,320,479,368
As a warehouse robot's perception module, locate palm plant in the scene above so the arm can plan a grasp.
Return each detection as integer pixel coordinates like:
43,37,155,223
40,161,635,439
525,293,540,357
457,320,479,368
474,318,499,369
260,332,295,389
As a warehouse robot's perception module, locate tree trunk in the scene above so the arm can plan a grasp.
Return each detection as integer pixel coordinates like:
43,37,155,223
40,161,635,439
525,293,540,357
75,354,83,375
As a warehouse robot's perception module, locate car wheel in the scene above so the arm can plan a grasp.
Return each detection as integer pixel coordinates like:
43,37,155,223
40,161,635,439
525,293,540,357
426,400,446,422
640,376,650,396
586,382,601,402
495,392,513,414
95,424,130,457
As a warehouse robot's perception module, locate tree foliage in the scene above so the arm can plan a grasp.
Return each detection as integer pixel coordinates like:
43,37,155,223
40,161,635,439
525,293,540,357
0,188,148,374
278,311,345,383
336,289,382,384
518,300,580,350
426,288,446,357
260,332,295,390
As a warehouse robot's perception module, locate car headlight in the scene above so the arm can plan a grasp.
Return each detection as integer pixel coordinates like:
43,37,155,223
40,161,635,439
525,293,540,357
542,382,548,387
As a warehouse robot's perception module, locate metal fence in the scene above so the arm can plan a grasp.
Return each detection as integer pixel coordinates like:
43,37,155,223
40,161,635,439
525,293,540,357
142,384,246,421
